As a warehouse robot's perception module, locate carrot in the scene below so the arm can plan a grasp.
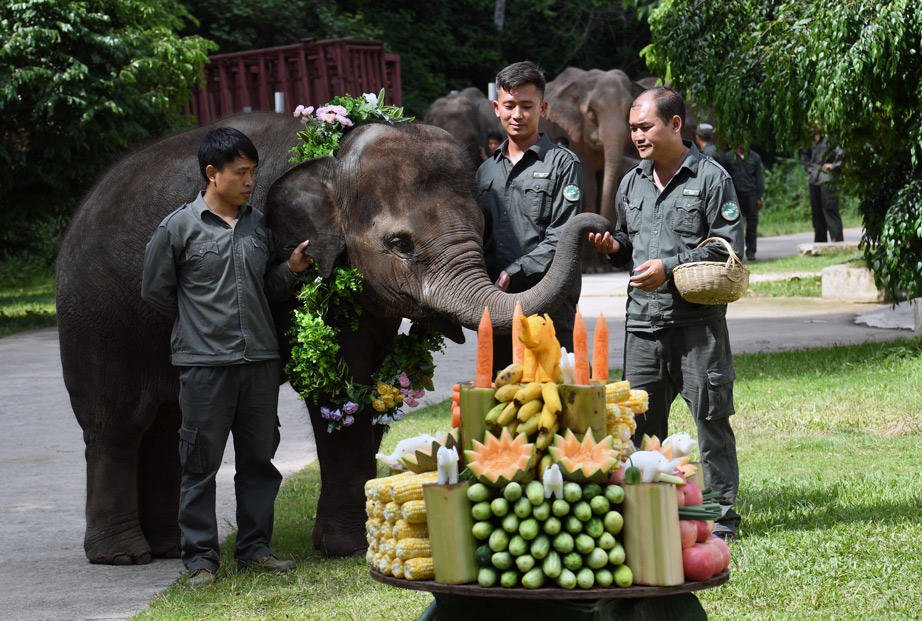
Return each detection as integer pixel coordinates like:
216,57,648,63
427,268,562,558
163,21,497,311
573,308,590,385
475,306,493,388
451,404,461,428
511,301,525,366
592,312,609,381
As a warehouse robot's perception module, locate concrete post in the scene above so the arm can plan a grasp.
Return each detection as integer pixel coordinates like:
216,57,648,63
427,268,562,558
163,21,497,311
274,92,285,114
914,298,922,336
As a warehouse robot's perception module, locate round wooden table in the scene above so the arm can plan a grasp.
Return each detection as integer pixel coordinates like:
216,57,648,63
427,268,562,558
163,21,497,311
371,569,729,620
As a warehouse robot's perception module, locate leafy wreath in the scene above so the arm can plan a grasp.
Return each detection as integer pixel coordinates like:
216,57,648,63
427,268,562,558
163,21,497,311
285,91,444,433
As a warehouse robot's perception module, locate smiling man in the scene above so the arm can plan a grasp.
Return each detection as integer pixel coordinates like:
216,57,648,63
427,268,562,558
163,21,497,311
589,87,744,541
476,61,583,369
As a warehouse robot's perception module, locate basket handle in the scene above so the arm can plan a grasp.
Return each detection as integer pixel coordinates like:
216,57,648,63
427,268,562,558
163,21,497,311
695,236,745,280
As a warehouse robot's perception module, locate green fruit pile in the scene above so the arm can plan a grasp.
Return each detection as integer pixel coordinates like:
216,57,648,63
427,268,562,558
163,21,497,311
467,479,634,589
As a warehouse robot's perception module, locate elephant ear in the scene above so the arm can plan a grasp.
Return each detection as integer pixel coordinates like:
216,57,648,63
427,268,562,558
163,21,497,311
264,156,344,278
545,68,586,144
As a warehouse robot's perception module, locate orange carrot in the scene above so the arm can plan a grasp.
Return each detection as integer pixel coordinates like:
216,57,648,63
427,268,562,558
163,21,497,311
592,312,609,381
511,301,524,366
475,306,493,387
573,309,590,384
451,404,461,428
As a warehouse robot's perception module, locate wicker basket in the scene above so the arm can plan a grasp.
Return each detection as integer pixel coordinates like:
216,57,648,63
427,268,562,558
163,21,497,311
672,237,749,304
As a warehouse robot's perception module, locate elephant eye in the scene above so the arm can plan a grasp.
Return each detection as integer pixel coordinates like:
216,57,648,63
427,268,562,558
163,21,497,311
586,106,598,123
386,234,415,256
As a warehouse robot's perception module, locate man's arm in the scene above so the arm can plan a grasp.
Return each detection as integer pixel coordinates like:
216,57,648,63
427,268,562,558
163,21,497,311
141,225,178,317
755,154,765,198
264,232,312,303
504,158,582,289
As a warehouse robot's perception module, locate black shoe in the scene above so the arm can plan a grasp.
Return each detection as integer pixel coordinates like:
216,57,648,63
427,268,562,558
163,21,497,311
188,568,215,587
713,529,738,543
238,554,295,573
745,254,756,262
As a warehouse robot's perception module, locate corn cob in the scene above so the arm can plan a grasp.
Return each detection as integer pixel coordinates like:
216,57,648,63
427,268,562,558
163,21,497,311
366,549,376,564
372,500,385,520
383,501,400,523
396,537,432,561
403,556,435,580
382,536,396,557
393,519,428,541
605,380,632,403
391,471,439,505
401,499,428,524
621,389,649,414
377,553,394,575
391,558,405,579
365,499,375,518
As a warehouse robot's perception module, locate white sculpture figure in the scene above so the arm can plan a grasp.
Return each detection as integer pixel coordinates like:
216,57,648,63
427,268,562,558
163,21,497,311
375,431,443,470
626,450,679,483
436,446,459,485
559,347,576,385
543,463,564,499
663,432,697,458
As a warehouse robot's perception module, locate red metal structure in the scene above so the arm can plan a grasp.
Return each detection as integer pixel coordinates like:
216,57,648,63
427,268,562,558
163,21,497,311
186,38,401,124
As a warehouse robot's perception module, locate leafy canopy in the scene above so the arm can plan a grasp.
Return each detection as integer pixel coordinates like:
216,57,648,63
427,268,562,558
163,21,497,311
642,0,922,300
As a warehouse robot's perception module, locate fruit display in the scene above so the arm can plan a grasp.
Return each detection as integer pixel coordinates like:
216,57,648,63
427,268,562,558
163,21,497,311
467,479,633,590
548,429,621,485
465,429,536,488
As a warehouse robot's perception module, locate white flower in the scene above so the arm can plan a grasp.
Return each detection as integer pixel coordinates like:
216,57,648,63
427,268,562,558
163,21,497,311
363,92,378,107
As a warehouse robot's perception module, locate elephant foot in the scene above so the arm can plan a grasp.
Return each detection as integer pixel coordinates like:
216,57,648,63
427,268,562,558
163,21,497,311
84,514,152,565
147,531,181,559
312,516,367,558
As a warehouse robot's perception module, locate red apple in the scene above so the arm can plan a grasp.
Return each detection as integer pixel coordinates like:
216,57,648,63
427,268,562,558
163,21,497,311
682,544,715,581
676,485,686,507
695,519,714,543
705,535,731,572
608,466,626,485
679,520,698,549
683,481,703,506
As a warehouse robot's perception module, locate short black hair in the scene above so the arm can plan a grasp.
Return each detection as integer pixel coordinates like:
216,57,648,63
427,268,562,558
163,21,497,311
486,131,503,142
635,86,686,128
495,61,546,98
198,127,259,184
555,136,570,148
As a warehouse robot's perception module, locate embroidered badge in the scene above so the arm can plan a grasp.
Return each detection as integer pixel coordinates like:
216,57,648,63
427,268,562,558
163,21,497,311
720,202,740,221
255,226,268,245
533,171,550,178
683,188,700,196
563,185,581,202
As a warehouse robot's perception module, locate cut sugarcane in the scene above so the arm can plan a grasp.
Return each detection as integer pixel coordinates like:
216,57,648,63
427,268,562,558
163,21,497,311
622,482,684,586
459,383,497,462
423,481,477,584
557,384,606,441
688,461,705,490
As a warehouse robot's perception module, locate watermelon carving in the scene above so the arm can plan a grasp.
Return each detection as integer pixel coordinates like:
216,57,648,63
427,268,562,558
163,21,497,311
465,429,535,487
548,429,620,484
400,433,458,473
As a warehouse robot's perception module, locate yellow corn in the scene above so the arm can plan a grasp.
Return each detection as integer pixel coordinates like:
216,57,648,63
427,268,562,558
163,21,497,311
396,537,432,561
391,471,439,505
401,499,428,524
365,499,375,518
403,556,435,581
393,519,428,541
391,558,405,579
382,536,396,557
383,501,401,523
377,553,394,575
605,381,631,403
365,549,376,565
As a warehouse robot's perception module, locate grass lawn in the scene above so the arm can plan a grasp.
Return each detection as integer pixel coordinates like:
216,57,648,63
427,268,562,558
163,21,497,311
747,275,821,297
0,275,56,338
138,338,922,620
746,251,862,276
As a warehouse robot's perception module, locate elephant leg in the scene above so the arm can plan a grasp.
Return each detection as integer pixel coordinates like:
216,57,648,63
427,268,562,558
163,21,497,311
138,401,182,558
308,404,377,557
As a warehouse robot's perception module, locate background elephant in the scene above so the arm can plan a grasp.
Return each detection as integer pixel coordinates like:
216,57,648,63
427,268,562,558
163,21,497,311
541,67,643,226
56,113,609,563
458,86,502,141
423,93,485,168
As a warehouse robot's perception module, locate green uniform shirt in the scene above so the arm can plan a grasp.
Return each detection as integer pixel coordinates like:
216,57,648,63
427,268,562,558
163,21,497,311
609,144,744,332
723,148,764,197
701,142,720,162
141,192,297,366
476,134,583,331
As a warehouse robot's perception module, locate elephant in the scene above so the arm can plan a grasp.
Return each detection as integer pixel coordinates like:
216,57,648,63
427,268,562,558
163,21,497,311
56,112,610,564
423,93,484,168
457,86,503,141
541,67,644,226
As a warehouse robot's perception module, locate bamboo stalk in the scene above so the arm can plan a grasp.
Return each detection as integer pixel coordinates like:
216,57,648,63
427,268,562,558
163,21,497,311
423,482,477,584
622,482,684,586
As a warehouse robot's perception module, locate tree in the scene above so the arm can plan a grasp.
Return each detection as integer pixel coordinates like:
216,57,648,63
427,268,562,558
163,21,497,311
641,0,922,300
0,0,214,258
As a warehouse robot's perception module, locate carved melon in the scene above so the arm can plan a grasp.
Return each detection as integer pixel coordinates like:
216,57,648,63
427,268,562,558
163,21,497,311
464,429,535,488
548,429,620,484
400,433,458,473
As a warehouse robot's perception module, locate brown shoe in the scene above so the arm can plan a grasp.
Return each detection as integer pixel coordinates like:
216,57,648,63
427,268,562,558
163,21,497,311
238,554,295,573
188,568,215,587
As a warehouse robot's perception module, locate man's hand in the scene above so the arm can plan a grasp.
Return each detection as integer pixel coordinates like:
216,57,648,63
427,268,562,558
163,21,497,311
494,270,510,291
821,163,834,171
757,198,763,210
588,231,620,254
629,259,666,292
287,239,313,273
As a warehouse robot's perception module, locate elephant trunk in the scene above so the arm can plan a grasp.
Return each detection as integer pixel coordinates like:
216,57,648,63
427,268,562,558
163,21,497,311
427,213,610,332
599,150,624,226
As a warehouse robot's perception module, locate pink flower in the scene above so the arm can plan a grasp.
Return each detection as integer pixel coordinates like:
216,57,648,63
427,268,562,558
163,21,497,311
334,114,354,127
343,401,359,415
398,372,411,388
400,387,410,396
293,104,314,119
404,398,419,408
343,415,355,427
410,389,425,399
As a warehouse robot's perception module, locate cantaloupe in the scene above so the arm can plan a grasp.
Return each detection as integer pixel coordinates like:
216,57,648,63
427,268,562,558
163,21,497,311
547,429,620,484
464,429,535,488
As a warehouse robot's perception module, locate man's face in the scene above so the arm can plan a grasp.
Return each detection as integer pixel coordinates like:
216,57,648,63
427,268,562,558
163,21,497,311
207,156,257,208
487,137,502,153
629,94,682,161
493,84,547,142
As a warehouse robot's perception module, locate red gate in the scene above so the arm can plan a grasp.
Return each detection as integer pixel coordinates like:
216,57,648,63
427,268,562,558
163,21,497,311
185,38,402,124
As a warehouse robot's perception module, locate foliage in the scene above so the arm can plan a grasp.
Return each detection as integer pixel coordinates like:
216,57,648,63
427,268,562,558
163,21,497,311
0,273,56,338
286,265,444,433
0,0,214,258
642,0,922,298
747,275,821,298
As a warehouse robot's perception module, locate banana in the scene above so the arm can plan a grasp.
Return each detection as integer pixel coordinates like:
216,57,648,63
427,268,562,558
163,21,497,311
484,402,506,424
516,398,543,422
496,401,519,426
536,430,554,451
518,413,540,437
538,403,557,433
541,382,562,414
513,382,543,406
494,383,520,403
494,363,524,387
537,453,553,478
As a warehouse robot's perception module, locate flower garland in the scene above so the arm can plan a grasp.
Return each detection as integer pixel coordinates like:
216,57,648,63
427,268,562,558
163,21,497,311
285,91,441,433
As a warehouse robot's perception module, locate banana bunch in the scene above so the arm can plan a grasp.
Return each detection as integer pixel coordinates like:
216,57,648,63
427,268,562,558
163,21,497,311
604,381,648,458
486,364,563,473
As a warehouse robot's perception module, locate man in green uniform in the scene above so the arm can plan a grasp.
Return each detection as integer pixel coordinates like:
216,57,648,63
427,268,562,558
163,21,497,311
724,143,764,261
693,123,721,163
589,87,744,540
142,128,312,586
801,126,844,243
477,61,583,369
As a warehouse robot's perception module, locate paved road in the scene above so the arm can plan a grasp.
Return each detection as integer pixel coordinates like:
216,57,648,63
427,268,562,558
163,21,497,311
2,226,912,620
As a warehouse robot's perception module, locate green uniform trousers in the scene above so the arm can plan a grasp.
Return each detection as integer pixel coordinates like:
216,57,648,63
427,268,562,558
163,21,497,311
177,360,282,572
623,319,740,533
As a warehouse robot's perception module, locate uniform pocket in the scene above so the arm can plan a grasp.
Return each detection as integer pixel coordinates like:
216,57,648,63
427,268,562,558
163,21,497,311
524,180,553,224
674,200,705,237
178,424,207,474
625,201,642,236
705,368,736,420
245,237,270,274
186,241,222,280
